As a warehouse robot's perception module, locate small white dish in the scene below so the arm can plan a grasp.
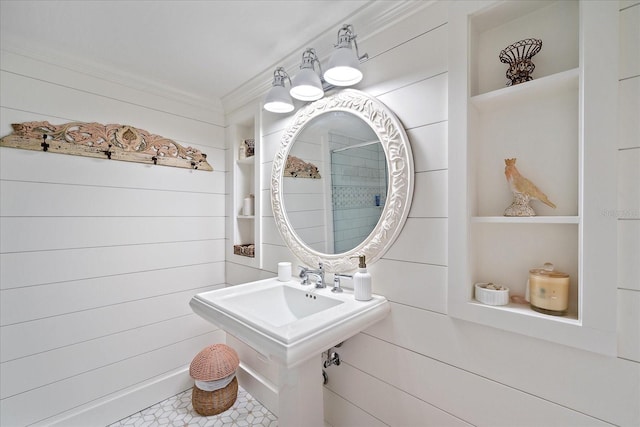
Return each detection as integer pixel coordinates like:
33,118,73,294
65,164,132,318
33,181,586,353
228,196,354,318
475,282,510,306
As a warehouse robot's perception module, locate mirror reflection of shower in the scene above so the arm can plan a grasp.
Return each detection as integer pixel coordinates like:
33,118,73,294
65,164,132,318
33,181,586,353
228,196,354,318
330,135,388,253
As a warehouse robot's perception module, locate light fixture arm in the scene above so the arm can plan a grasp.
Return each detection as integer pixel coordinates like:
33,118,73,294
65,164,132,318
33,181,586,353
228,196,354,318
299,48,325,76
273,66,292,87
335,24,369,62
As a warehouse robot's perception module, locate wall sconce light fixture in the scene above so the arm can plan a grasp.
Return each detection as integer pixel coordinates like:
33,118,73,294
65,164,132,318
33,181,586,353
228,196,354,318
264,24,368,113
290,48,324,101
324,24,368,86
264,67,295,113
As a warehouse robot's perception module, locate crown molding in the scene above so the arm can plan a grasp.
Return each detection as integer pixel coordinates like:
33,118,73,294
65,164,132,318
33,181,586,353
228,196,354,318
221,0,435,116
0,35,225,115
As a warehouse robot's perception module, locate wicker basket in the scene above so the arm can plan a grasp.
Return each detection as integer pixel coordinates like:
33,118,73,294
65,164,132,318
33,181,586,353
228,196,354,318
192,376,239,416
190,344,240,416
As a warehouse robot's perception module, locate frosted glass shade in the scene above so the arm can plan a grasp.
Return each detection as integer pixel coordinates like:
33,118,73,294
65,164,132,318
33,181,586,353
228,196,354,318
324,47,363,86
290,68,324,101
264,84,294,113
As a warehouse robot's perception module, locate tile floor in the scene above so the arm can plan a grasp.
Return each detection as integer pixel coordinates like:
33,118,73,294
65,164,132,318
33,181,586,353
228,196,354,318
109,385,278,427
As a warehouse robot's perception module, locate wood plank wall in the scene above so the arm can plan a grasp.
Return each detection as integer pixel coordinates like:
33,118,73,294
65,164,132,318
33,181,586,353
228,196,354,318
0,51,227,425
231,1,640,426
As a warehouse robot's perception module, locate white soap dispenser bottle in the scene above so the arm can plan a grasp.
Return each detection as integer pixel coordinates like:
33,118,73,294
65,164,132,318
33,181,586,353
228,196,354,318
353,255,372,301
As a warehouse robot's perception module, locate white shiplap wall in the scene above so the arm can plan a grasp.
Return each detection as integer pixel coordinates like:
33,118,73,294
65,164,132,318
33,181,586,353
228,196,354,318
618,0,640,365
0,50,226,425
230,1,640,426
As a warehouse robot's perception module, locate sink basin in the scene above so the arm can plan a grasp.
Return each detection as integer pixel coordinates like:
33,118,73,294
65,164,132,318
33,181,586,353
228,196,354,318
190,277,390,367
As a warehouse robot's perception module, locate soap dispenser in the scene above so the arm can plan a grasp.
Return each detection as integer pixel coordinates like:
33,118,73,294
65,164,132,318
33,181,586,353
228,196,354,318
353,255,372,301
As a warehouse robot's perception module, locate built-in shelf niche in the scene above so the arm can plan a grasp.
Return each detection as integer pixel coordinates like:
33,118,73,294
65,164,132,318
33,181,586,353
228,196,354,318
227,107,261,266
448,0,618,356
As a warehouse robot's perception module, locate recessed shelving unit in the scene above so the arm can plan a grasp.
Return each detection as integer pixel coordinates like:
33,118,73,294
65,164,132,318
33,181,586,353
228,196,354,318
448,0,618,355
226,106,262,267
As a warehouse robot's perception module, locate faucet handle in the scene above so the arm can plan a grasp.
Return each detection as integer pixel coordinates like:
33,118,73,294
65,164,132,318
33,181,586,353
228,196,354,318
298,265,308,278
298,265,311,285
332,274,352,293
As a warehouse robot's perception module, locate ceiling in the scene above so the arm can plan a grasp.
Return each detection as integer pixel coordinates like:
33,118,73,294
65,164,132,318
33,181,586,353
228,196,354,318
0,0,374,109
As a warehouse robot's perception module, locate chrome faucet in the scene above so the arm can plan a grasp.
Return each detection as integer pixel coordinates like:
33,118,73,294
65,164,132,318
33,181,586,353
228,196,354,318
332,274,352,293
298,262,325,288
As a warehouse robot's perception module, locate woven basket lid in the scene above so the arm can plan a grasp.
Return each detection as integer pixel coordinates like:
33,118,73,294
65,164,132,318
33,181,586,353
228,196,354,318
190,344,239,381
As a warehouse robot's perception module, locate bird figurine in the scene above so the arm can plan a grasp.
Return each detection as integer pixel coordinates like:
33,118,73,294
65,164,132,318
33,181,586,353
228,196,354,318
504,158,555,216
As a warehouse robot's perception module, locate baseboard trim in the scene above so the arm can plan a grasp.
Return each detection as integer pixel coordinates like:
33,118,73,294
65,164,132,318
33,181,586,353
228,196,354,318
32,366,193,427
236,362,279,416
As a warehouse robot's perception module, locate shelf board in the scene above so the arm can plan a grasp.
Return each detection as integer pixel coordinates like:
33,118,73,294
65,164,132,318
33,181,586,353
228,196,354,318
471,68,579,111
471,216,579,224
237,215,255,219
236,156,255,165
469,300,579,324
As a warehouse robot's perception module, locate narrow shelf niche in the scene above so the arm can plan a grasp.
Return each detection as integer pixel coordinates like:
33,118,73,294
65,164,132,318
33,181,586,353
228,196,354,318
227,107,261,268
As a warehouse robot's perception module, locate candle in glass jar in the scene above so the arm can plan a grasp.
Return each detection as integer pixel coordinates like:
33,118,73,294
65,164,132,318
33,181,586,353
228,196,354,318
529,268,570,315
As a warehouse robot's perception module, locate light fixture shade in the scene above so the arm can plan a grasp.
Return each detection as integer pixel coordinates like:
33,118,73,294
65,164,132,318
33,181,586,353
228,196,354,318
324,46,363,86
264,84,294,113
290,68,324,101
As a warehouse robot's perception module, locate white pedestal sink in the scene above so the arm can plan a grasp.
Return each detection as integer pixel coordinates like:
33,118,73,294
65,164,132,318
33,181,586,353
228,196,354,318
190,277,390,427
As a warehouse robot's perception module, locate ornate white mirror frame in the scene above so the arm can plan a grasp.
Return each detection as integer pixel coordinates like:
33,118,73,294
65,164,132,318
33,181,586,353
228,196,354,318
271,89,414,272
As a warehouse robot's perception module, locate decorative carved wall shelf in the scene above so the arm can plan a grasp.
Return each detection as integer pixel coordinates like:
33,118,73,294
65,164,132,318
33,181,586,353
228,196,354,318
0,121,212,171
284,155,321,179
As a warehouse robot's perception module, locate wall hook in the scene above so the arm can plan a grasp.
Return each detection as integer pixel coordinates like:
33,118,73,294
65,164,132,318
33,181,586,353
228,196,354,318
41,134,49,152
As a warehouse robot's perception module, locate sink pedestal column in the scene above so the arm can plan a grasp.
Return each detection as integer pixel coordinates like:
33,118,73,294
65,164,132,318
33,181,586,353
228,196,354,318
277,354,324,427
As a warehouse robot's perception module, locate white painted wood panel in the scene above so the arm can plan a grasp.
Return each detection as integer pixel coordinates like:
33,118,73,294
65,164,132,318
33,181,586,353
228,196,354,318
0,71,224,148
261,243,302,276
407,121,448,173
0,181,225,218
618,220,640,291
619,3,640,79
618,148,640,218
377,72,448,130
325,361,472,427
341,332,612,426
1,285,222,362
618,289,640,361
369,259,447,314
620,1,640,10
261,188,274,218
383,218,447,266
1,262,224,326
261,217,281,246
225,260,274,287
364,303,639,426
362,23,448,98
0,331,224,427
0,216,225,253
618,78,640,150
1,313,216,399
0,153,220,193
0,240,225,290
0,50,224,126
0,141,227,189
358,0,448,65
409,169,448,218
323,388,387,427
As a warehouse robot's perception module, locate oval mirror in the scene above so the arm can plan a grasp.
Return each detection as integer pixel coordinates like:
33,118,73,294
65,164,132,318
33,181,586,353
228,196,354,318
271,90,413,272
